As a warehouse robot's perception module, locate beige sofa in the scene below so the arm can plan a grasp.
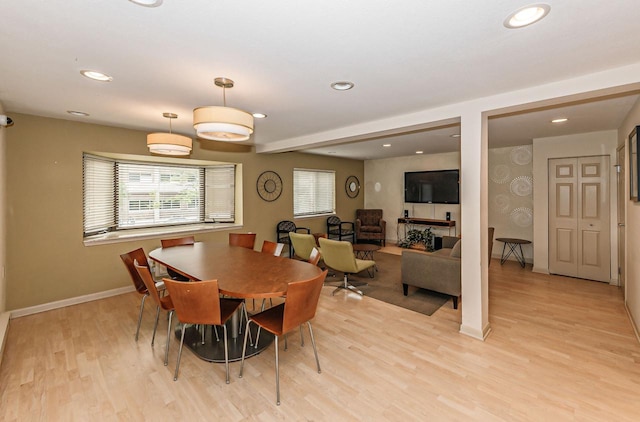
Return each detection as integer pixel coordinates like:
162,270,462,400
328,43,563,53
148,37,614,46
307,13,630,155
400,228,494,310
401,236,461,309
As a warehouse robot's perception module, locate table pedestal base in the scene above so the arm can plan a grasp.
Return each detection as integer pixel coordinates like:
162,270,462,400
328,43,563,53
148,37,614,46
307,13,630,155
175,322,273,363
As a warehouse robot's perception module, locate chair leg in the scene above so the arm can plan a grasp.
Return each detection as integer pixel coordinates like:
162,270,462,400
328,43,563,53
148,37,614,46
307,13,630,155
135,293,149,341
307,321,321,373
274,334,280,405
220,324,230,384
151,305,160,346
241,302,253,346
173,323,187,381
331,273,365,296
239,319,252,378
300,325,304,347
254,300,267,348
164,310,173,366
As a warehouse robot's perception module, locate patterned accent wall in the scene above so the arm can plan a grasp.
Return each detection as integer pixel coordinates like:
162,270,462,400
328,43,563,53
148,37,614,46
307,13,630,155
489,145,533,261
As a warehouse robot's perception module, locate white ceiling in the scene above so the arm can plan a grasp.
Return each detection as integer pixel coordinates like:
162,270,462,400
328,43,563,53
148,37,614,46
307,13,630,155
1,0,640,160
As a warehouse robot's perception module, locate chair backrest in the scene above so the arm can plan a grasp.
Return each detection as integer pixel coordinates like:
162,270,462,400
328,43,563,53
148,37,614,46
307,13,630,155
308,247,321,266
317,237,359,273
289,232,317,260
327,215,341,226
163,279,223,325
120,248,149,294
229,232,257,249
134,260,170,310
277,220,297,233
261,240,285,256
161,236,195,248
356,209,383,226
282,270,328,333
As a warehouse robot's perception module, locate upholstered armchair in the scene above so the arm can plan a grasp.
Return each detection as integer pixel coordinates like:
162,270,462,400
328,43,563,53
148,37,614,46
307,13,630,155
355,209,386,246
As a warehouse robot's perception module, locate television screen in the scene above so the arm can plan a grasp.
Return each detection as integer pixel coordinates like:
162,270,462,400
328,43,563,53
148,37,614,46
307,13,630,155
404,170,459,204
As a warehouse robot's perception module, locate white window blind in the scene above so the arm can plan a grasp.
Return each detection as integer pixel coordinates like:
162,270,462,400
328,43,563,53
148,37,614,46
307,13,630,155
293,168,335,217
83,155,116,235
83,153,236,237
205,165,235,222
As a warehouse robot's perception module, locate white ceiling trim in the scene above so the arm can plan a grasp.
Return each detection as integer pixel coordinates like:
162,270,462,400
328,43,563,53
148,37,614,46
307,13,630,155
257,62,640,154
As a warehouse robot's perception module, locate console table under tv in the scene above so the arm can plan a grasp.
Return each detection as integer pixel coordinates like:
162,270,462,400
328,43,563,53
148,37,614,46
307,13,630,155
397,218,457,244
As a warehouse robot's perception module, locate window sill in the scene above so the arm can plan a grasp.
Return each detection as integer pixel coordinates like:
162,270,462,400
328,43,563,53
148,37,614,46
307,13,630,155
294,213,334,220
83,223,242,247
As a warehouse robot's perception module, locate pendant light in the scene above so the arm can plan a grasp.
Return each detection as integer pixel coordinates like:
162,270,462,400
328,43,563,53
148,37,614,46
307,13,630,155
193,77,254,141
147,113,192,156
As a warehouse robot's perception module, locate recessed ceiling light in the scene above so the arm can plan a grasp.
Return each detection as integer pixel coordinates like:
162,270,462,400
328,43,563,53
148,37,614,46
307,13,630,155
80,70,113,82
67,110,89,117
128,0,163,7
252,112,267,119
504,4,550,29
416,151,424,154
331,81,354,91
551,118,568,123
450,134,461,138
382,144,391,147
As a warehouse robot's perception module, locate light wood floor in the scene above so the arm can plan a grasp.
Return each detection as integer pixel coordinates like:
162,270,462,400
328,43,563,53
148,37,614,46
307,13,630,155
1,258,639,421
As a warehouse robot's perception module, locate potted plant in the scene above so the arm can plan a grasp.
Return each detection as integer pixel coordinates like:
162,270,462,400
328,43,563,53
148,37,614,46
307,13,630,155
398,227,434,252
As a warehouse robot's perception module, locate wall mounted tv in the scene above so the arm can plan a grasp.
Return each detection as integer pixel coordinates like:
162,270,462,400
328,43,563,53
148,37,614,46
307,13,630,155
404,169,460,204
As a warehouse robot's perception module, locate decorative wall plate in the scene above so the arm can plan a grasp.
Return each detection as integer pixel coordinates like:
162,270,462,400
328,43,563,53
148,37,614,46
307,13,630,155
345,175,360,198
256,170,282,202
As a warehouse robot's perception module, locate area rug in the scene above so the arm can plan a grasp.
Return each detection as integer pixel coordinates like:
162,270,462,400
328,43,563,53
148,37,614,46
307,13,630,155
345,250,451,316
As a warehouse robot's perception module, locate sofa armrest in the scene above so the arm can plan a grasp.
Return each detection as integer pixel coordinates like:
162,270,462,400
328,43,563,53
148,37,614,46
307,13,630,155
441,236,459,249
401,249,461,296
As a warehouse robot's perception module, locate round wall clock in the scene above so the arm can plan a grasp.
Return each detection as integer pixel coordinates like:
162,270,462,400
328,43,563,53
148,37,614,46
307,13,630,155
345,175,360,198
256,170,283,202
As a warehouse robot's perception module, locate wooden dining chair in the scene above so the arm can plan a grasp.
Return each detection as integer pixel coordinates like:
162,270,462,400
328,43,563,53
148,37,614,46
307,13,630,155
163,279,245,383
239,270,328,405
160,236,195,281
261,240,285,256
134,260,175,366
228,232,257,250
120,248,165,341
161,236,195,248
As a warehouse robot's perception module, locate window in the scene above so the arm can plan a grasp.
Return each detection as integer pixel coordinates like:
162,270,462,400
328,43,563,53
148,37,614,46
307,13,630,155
293,168,335,217
83,154,236,237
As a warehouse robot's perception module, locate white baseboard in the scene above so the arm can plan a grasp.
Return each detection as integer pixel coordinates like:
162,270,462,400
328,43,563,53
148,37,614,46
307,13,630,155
10,285,135,319
0,311,10,368
625,302,640,344
459,322,492,341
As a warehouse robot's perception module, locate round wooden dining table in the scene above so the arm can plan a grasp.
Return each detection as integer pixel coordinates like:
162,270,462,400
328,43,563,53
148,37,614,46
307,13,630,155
149,242,323,362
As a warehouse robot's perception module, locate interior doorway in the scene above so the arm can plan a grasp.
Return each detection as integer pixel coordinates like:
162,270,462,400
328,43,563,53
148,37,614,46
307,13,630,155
548,156,611,282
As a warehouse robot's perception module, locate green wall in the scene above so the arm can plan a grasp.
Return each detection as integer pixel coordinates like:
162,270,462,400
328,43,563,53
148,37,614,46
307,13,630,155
5,113,363,310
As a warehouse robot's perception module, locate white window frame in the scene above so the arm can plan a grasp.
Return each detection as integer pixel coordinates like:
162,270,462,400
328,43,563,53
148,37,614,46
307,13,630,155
83,153,242,245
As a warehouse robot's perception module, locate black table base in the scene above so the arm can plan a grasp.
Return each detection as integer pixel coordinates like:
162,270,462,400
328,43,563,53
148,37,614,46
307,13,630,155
174,321,274,363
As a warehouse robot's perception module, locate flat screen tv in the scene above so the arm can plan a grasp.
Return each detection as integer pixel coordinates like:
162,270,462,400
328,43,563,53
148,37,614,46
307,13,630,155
404,169,459,204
